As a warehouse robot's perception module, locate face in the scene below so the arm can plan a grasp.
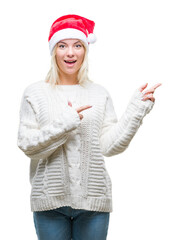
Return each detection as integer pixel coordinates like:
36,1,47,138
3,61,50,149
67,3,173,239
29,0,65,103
55,39,85,77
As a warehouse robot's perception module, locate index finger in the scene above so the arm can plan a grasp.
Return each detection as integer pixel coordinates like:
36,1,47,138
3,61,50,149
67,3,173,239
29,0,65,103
152,83,162,90
76,105,92,113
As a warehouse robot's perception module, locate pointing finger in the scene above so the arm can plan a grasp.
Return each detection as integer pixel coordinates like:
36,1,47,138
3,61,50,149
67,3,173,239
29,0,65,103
152,83,162,90
76,105,92,113
143,83,162,95
139,83,148,92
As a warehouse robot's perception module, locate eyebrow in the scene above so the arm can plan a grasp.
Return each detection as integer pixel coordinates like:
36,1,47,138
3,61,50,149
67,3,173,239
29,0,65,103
58,40,82,45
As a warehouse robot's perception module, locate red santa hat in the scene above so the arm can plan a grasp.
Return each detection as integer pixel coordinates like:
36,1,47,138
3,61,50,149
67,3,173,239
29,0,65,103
48,14,96,55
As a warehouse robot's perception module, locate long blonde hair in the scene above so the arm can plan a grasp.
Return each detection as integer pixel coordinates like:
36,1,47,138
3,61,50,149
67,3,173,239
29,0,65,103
45,42,93,88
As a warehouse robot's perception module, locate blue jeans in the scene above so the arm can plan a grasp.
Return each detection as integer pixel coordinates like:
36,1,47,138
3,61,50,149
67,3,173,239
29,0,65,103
33,206,110,240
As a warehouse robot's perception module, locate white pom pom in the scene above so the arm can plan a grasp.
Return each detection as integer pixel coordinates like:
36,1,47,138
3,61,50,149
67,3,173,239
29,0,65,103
87,33,97,44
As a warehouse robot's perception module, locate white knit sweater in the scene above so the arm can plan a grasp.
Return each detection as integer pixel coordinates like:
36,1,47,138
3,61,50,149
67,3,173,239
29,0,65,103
17,80,154,212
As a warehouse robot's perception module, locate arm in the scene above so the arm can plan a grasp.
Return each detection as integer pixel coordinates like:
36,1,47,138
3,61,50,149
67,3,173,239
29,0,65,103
99,88,154,157
17,93,81,160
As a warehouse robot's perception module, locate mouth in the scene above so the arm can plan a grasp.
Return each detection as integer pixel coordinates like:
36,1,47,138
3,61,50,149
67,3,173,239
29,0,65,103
64,60,77,65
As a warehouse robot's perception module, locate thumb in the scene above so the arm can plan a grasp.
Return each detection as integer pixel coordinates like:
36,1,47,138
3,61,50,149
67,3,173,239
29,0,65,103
68,100,72,107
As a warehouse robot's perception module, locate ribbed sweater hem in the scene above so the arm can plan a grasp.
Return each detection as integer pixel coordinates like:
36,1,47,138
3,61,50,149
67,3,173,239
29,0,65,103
31,195,112,213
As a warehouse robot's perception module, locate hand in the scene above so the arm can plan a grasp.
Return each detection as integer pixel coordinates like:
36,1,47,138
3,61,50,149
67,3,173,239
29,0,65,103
68,101,92,120
139,83,162,102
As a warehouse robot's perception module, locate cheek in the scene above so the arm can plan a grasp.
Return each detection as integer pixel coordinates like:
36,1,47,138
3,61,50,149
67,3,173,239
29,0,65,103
56,50,64,62
76,57,84,69
78,50,85,64
56,55,65,69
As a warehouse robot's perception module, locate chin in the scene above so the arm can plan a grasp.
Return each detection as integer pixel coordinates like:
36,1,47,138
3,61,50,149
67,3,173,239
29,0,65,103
65,70,77,75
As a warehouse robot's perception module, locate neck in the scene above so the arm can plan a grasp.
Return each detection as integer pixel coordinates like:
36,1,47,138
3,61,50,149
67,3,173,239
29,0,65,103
58,72,79,85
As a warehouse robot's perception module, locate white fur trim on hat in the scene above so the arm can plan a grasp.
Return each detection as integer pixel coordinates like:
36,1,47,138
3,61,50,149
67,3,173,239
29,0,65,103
87,33,97,44
49,28,89,55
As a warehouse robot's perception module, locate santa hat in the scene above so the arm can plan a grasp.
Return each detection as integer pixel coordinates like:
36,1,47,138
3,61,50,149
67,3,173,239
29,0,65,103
48,14,96,55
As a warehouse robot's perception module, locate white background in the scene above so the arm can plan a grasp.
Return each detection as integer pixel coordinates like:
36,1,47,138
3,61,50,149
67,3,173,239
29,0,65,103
0,0,178,239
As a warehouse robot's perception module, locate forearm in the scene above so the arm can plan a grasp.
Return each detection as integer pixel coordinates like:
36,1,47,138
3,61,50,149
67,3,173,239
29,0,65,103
100,89,154,157
17,96,81,160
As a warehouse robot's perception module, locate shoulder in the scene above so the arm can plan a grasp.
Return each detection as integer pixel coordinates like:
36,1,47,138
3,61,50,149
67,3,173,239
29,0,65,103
23,80,44,98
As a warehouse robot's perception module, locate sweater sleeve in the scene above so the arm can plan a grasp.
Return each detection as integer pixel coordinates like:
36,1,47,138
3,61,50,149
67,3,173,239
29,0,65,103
99,88,155,157
17,92,81,160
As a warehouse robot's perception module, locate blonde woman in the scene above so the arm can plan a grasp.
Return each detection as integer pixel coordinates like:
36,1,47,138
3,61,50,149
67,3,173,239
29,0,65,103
17,14,161,240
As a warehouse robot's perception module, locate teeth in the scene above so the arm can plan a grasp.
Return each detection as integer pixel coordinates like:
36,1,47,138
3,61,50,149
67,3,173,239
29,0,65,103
65,60,76,63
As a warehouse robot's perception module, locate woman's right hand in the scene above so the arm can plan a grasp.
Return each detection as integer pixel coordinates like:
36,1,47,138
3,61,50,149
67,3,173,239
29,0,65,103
68,101,92,120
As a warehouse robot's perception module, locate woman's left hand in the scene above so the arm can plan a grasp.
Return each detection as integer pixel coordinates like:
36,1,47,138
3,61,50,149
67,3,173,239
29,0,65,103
139,83,162,102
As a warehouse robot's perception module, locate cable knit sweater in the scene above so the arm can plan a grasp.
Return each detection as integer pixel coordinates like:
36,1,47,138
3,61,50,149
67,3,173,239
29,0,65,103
17,80,154,212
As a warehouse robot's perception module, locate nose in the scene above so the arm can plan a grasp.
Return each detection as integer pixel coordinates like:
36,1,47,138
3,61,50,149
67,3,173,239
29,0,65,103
66,46,74,57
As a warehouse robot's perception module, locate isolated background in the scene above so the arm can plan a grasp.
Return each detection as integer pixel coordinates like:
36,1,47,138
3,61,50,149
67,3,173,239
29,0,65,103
0,0,178,239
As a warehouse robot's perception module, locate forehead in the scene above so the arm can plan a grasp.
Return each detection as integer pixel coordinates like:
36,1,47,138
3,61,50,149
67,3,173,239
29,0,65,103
58,39,81,44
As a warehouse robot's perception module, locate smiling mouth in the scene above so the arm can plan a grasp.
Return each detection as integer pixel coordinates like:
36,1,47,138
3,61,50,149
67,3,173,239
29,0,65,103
64,60,77,63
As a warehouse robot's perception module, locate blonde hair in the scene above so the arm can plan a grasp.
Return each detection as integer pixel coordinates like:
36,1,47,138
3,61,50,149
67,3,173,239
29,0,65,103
45,42,93,88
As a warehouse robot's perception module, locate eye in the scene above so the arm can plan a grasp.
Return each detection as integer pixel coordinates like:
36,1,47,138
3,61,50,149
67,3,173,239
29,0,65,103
75,44,82,48
58,44,65,49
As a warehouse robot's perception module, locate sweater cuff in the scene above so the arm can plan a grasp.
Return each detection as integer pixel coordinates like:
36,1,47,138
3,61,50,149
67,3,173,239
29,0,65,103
129,89,155,118
49,105,81,140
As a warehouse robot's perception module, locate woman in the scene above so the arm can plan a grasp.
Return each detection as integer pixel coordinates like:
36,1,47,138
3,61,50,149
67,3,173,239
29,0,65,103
17,14,161,240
